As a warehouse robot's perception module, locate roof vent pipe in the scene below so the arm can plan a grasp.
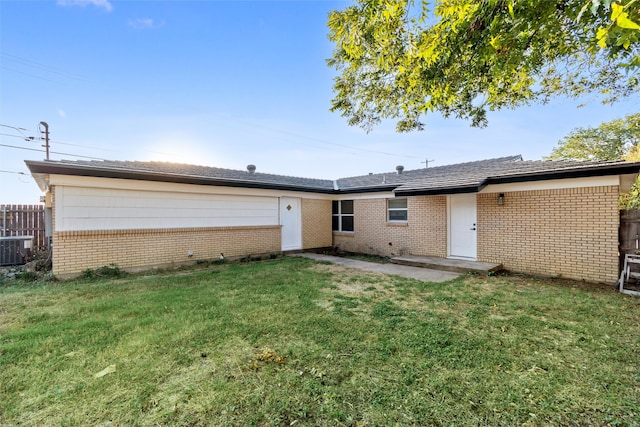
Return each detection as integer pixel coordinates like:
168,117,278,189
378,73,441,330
396,165,404,175
247,164,256,174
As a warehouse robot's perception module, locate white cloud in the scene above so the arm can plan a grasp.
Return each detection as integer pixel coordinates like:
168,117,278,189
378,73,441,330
57,109,67,118
128,18,165,30
57,0,113,13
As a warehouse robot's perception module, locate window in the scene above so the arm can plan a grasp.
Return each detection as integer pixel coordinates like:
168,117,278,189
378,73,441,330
332,200,354,232
388,198,408,222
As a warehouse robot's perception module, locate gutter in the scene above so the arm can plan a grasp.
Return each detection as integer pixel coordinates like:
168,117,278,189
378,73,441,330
485,163,640,185
394,163,640,197
25,159,640,197
394,184,484,197
337,185,399,195
25,160,338,195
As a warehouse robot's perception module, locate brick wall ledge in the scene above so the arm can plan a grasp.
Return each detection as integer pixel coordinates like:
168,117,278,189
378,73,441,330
55,225,281,238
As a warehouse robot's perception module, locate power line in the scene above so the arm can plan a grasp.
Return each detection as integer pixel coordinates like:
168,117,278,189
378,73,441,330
1,52,89,82
49,151,106,160
0,169,32,184
0,143,107,160
0,124,38,141
2,119,422,165
0,143,42,153
234,118,421,160
0,170,27,175
0,123,169,155
49,139,121,152
1,126,167,156
0,132,39,142
47,129,418,161
0,124,30,132
1,66,68,85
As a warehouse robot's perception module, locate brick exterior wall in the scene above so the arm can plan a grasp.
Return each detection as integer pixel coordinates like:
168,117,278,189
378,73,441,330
333,187,619,283
478,186,620,283
52,225,281,278
409,196,448,258
301,199,332,249
49,183,333,278
333,196,447,258
48,181,620,283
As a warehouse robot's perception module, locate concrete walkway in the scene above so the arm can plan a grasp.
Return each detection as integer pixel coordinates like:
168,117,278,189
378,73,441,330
290,253,460,283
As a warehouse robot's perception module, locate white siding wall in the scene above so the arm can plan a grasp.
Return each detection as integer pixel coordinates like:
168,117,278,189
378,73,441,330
55,186,279,231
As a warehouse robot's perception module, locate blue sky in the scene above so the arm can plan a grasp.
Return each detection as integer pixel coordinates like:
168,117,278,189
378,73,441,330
1,0,638,204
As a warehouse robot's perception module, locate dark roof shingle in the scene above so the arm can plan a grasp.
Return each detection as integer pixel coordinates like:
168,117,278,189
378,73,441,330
26,159,336,192
336,155,523,192
394,157,638,195
25,155,640,195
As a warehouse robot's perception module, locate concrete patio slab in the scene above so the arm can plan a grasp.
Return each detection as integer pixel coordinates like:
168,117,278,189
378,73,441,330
290,253,460,283
391,255,503,275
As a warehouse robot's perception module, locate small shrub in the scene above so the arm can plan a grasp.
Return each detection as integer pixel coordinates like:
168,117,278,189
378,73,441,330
15,271,39,281
22,248,52,272
240,255,269,263
80,268,94,279
80,264,127,280
37,248,52,269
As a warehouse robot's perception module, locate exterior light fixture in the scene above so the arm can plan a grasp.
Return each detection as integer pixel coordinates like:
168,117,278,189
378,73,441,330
497,193,505,206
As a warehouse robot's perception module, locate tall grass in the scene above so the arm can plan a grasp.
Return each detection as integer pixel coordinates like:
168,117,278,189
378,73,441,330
1,258,639,426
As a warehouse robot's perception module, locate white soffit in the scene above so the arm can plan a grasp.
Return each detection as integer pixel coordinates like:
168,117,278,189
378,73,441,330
480,175,620,193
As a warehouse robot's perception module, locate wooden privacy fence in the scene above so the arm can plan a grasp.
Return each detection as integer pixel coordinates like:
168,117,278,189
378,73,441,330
1,204,47,266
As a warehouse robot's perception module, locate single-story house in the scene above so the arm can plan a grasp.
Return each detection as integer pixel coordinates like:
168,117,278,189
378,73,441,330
26,155,640,283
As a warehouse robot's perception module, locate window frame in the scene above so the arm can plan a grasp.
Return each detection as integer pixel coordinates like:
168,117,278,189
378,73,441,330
387,198,408,223
332,200,354,232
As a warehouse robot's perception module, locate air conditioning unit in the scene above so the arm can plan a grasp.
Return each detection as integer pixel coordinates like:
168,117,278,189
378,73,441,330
0,236,34,266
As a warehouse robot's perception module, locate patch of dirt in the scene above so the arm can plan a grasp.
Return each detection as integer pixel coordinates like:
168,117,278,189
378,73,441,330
311,263,436,312
503,272,619,294
312,263,387,292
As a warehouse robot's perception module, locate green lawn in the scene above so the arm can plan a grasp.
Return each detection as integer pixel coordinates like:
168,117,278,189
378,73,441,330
1,257,639,426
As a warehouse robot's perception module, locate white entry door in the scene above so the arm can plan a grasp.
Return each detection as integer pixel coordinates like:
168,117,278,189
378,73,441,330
449,193,477,259
280,197,302,251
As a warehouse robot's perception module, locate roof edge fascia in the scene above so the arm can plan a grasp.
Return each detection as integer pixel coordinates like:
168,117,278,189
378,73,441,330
394,163,640,196
394,185,484,197
337,185,399,194
24,160,338,195
25,159,640,197
485,163,640,186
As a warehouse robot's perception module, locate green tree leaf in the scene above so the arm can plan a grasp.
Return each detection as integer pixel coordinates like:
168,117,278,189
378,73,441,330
617,13,640,29
327,0,640,131
546,113,640,161
545,113,640,208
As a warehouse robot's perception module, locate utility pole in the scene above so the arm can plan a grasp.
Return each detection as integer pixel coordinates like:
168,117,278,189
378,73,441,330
421,158,434,168
39,121,49,160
